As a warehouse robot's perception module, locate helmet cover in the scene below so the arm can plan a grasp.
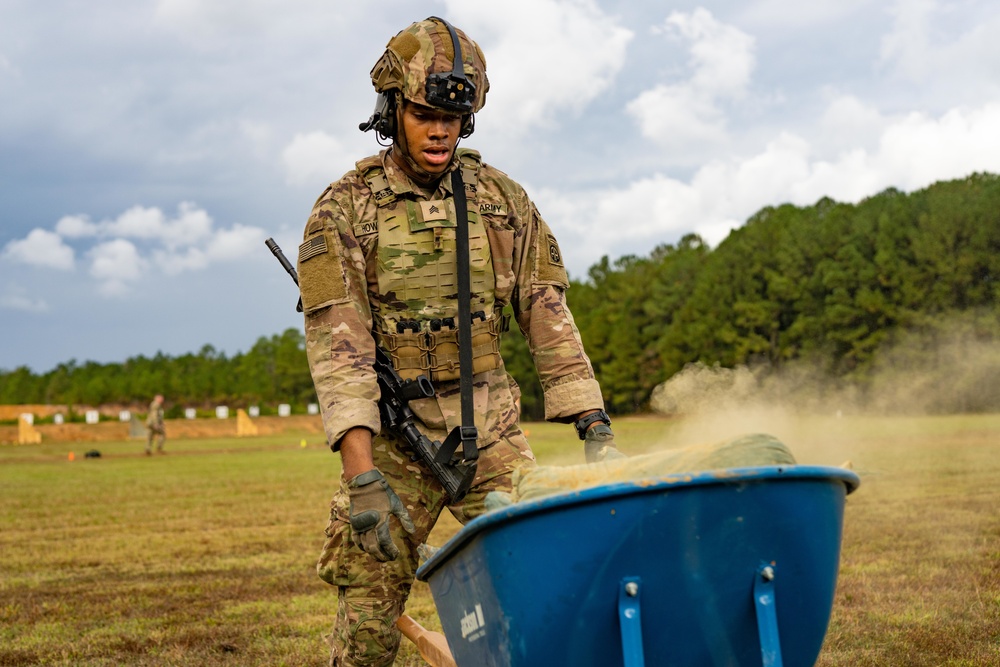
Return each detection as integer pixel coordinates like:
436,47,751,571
370,18,489,114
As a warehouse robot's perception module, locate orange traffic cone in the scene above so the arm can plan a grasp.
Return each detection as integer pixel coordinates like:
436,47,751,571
68,451,75,461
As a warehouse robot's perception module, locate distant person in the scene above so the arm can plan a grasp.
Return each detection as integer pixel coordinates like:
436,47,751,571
145,394,166,455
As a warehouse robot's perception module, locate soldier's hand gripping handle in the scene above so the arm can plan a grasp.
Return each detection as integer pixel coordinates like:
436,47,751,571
347,469,417,562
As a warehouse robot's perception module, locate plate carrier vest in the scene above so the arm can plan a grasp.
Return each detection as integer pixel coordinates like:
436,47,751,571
357,150,509,383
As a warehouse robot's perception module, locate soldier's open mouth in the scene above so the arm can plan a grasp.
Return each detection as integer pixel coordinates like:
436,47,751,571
424,147,451,165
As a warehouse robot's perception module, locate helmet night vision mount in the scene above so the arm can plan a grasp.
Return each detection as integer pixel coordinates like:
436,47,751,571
360,16,477,141
422,16,476,115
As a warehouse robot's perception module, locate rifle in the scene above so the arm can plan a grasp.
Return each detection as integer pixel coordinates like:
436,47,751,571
265,238,478,502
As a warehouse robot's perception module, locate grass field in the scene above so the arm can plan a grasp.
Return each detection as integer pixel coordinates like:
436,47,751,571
1,412,998,666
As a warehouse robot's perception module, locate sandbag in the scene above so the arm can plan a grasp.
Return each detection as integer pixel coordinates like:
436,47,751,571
509,433,796,504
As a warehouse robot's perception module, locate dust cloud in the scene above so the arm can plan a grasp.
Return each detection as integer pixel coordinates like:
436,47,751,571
647,315,1000,452
865,320,1000,415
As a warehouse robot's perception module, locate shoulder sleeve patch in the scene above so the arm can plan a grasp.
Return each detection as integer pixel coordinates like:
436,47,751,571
534,217,569,287
297,231,349,314
546,234,564,267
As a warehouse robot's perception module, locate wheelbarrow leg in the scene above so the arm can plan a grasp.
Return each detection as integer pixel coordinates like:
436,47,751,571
753,563,783,667
618,577,645,667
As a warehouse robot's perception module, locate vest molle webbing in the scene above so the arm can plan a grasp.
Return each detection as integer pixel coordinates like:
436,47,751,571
360,151,508,382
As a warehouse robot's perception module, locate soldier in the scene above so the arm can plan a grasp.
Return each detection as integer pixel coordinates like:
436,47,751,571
145,394,165,455
298,17,623,666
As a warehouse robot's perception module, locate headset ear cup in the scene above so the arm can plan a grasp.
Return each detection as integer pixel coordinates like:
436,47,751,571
377,113,396,138
377,93,398,139
460,114,475,138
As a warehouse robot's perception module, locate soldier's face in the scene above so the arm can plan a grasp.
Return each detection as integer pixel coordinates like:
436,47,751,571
399,102,462,175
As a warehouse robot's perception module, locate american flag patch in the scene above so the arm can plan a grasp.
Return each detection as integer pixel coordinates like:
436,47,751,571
298,235,328,263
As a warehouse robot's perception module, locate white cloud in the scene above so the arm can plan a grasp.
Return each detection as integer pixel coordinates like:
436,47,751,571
88,239,148,297
153,223,265,274
105,206,167,240
153,0,283,40
55,214,100,238
105,203,213,249
879,0,937,81
444,0,633,132
11,202,267,293
239,119,276,158
879,0,1000,104
818,94,886,150
282,131,348,187
154,0,232,27
0,292,49,313
545,100,1000,274
152,248,209,275
2,229,75,270
0,51,19,78
627,84,728,149
663,9,756,96
739,0,877,29
206,223,265,260
52,203,214,248
628,9,756,150
875,104,1000,190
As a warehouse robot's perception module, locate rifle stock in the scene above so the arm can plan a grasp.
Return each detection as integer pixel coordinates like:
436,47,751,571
265,238,477,502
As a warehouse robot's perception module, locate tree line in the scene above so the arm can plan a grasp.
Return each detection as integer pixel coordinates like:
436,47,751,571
514,172,1000,417
3,173,999,420
0,329,315,419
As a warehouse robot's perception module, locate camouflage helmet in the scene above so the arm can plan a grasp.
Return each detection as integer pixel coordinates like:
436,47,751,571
370,17,489,115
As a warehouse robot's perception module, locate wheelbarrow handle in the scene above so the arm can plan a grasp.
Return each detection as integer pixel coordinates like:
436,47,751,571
397,614,458,667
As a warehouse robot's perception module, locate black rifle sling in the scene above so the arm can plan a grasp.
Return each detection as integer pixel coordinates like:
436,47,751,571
435,167,480,465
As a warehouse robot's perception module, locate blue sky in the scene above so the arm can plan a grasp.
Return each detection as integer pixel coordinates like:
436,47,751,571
4,0,1000,373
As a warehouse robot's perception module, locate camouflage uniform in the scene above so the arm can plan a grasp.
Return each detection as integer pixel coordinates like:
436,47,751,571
145,398,165,454
301,148,604,665
298,16,606,667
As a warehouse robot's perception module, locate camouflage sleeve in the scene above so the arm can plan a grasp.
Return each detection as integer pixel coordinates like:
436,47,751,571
298,178,381,449
514,200,605,422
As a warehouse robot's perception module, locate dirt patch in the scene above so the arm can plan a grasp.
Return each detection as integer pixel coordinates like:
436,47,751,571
0,415,323,445
0,404,69,420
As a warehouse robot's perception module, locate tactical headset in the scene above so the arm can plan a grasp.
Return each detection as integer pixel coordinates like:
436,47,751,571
359,17,477,142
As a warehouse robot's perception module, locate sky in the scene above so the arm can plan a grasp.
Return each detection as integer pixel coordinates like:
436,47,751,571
3,0,1000,374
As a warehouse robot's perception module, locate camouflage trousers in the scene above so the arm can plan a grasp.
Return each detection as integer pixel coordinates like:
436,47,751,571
316,424,536,666
146,425,165,452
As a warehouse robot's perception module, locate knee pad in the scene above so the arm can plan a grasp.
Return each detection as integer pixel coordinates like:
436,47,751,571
330,592,403,667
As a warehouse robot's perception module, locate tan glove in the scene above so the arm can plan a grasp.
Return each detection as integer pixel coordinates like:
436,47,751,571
347,469,416,562
584,423,627,463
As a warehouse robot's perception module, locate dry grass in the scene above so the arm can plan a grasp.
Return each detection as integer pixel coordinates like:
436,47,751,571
1,414,998,665
799,416,1000,667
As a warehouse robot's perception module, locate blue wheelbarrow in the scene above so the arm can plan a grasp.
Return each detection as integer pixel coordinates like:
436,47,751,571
414,464,860,667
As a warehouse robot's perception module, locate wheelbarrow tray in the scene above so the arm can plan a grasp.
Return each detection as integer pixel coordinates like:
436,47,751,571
416,464,859,667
